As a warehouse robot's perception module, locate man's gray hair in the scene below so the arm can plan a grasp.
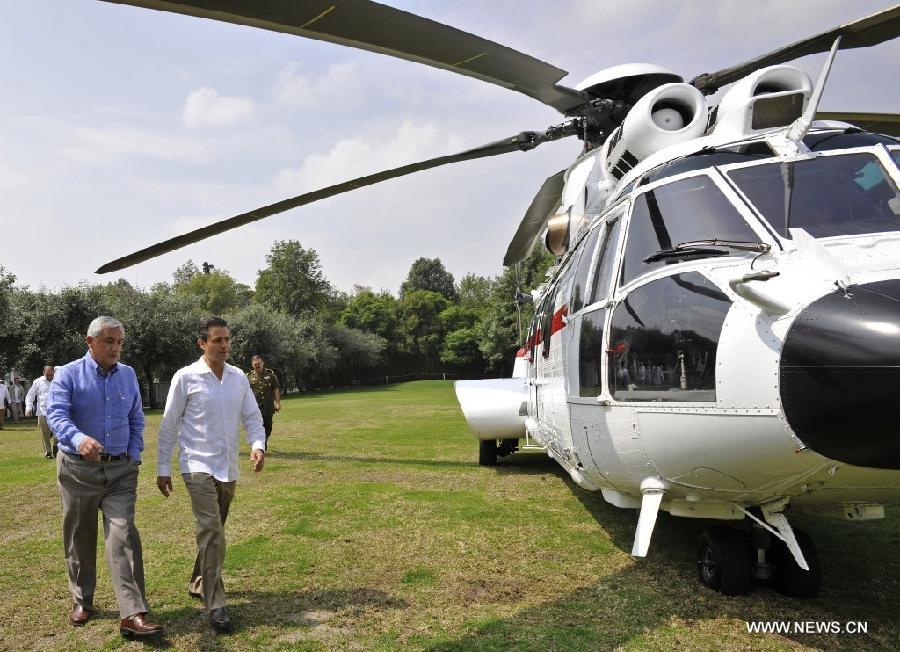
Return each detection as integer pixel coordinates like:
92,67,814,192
87,316,124,338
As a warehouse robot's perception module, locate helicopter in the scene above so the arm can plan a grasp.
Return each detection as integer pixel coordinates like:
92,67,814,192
90,1,900,598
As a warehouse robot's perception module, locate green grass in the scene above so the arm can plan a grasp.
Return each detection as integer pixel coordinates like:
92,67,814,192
0,380,898,650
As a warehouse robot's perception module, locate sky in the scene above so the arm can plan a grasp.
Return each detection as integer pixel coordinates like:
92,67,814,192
1,0,897,295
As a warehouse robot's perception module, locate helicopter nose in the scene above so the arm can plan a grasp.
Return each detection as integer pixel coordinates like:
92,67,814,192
780,279,900,470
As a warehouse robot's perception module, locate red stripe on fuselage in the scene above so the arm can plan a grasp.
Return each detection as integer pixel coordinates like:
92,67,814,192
551,305,568,335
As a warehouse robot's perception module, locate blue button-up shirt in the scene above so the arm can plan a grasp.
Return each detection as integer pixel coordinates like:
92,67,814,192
47,351,145,460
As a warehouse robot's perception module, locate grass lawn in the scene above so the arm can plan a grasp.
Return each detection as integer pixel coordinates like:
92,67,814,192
0,380,898,650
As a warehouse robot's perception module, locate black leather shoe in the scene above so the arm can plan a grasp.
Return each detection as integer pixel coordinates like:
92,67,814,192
120,613,163,637
69,604,91,626
209,607,232,633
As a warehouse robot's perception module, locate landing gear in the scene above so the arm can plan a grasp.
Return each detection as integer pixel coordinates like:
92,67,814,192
697,526,752,595
771,528,822,598
478,440,497,466
696,523,822,598
478,438,519,466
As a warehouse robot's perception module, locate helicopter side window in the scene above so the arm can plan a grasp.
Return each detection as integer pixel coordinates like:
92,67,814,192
607,272,731,402
541,289,559,359
728,153,900,238
588,217,624,304
578,308,606,397
570,227,602,314
620,175,759,286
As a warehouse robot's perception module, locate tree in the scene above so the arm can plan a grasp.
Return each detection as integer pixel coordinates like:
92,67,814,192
400,257,457,301
228,304,338,391
457,273,492,312
398,290,449,361
176,269,252,314
329,324,387,383
172,260,200,287
339,289,399,343
0,265,19,369
255,240,332,316
475,247,555,372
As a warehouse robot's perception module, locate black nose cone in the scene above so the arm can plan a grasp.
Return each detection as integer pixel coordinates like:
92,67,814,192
780,280,900,469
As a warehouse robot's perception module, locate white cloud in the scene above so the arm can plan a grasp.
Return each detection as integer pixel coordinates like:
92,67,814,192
182,87,256,129
273,121,464,194
272,61,361,109
62,126,213,164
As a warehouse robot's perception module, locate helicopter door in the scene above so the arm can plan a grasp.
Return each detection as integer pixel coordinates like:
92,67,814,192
567,208,627,487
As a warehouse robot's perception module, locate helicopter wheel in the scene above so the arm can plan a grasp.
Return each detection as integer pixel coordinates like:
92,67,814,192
697,526,752,595
770,528,822,598
478,439,498,466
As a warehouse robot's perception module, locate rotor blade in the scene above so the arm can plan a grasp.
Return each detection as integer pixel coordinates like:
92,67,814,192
97,133,561,274
503,170,566,266
691,5,900,94
815,111,900,137
101,0,588,113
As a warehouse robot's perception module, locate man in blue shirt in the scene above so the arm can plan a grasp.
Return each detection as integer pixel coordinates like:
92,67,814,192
47,316,162,638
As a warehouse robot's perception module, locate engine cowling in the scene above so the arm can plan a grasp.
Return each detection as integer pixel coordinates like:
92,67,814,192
603,82,708,180
712,65,812,139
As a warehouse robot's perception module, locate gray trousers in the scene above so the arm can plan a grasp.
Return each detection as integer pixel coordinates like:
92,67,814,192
183,472,236,611
56,453,149,618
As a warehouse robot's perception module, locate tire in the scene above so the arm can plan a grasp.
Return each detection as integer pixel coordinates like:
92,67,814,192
697,526,752,595
478,439,498,466
771,528,822,598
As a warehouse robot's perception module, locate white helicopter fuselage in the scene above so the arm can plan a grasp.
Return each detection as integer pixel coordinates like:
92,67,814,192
456,64,900,562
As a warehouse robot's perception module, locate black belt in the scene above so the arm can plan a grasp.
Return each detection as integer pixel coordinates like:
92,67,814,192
66,452,129,462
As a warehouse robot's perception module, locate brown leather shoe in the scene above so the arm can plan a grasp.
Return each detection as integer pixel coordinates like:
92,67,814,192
69,604,91,626
120,613,163,637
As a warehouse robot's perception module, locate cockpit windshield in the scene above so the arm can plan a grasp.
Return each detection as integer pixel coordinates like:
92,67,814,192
727,153,900,239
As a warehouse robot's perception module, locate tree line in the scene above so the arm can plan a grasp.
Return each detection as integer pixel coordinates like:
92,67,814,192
0,240,553,406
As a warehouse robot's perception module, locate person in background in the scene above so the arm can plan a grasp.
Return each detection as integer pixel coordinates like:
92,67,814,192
26,366,58,458
47,316,162,637
157,316,266,634
247,354,281,450
12,377,26,421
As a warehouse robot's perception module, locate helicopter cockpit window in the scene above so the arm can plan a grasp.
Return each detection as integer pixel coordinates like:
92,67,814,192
643,147,773,186
620,175,760,286
578,308,605,397
588,218,624,304
541,289,558,358
728,153,900,239
607,272,730,402
570,227,601,314
803,130,898,152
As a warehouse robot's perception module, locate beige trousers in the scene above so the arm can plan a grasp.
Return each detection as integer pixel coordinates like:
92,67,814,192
56,453,149,618
182,472,236,611
38,416,56,456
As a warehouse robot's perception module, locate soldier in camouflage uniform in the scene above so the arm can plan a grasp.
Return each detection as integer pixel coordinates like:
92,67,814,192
247,355,281,449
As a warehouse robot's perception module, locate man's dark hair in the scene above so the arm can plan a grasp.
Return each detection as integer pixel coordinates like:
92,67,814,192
198,316,229,342
251,354,264,361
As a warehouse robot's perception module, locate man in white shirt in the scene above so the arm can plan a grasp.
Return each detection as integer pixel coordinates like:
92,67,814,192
156,316,266,634
25,366,57,458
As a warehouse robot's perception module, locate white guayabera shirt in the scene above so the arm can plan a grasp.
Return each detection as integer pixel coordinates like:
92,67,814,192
25,376,53,416
157,357,266,482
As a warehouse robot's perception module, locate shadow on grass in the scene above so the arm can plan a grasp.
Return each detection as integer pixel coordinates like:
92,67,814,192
270,450,480,471
425,455,900,650
155,587,408,650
